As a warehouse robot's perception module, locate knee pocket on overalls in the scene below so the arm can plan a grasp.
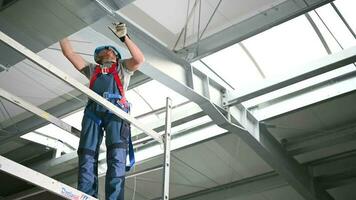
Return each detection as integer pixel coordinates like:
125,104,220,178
106,147,127,178
77,151,97,183
120,120,131,141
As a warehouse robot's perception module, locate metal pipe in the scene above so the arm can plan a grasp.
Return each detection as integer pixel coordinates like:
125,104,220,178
305,13,331,54
162,97,172,200
330,2,356,39
199,0,223,40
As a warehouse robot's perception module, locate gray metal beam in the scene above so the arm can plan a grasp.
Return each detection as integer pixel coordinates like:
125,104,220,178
162,150,356,200
0,91,86,144
257,124,333,200
0,88,80,146
311,150,356,189
0,70,149,145
28,131,231,199
1,1,341,199
87,5,333,199
112,0,135,9
317,170,356,189
19,130,356,200
284,122,356,156
31,110,216,178
97,0,135,10
171,172,285,200
114,19,332,200
0,31,163,143
309,149,356,177
175,0,333,61
3,142,50,164
226,46,356,106
0,0,107,67
250,69,356,120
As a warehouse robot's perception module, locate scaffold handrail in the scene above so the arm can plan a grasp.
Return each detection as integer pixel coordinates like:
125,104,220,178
0,155,97,200
0,31,163,144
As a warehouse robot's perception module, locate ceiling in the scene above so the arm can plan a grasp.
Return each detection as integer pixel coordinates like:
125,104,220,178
1,0,356,200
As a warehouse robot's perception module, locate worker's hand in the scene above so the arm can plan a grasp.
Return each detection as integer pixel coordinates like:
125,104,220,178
109,22,127,42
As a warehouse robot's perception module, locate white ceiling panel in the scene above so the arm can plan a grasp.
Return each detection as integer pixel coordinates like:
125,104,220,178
124,0,288,47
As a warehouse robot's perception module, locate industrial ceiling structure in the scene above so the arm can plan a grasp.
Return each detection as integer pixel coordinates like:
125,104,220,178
0,0,356,199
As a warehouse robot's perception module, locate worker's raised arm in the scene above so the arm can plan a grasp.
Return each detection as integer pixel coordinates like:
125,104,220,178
109,23,144,72
123,35,145,72
59,38,86,71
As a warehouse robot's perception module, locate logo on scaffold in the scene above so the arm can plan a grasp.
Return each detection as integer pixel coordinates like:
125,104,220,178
61,187,89,200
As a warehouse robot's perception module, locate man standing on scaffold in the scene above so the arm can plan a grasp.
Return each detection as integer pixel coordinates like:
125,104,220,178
60,22,143,200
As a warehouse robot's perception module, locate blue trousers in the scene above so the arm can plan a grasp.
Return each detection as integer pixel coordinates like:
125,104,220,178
77,111,130,200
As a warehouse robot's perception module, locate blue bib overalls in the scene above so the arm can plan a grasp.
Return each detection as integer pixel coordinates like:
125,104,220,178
77,63,133,200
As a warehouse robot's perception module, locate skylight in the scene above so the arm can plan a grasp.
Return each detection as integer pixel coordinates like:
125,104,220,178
242,15,327,80
334,0,356,35
196,14,328,90
313,3,356,50
197,43,263,89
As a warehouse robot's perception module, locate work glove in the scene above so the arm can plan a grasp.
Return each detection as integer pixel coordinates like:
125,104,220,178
109,22,127,42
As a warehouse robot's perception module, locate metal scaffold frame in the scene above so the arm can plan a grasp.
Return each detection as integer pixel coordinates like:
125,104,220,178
0,31,173,199
162,97,172,200
0,155,97,200
1,1,354,199
0,31,162,144
0,88,81,147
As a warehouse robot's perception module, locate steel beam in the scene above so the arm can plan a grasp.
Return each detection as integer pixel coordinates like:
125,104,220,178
88,6,333,199
170,172,284,200
113,0,135,8
226,104,333,200
152,43,328,200
0,71,150,145
0,31,162,144
0,88,80,146
284,122,356,156
250,69,356,120
311,150,356,189
99,0,135,10
226,46,356,106
317,170,356,189
1,2,343,199
0,91,85,146
164,150,356,200
259,124,333,200
175,0,333,61
0,0,107,67
126,165,163,179
32,114,222,178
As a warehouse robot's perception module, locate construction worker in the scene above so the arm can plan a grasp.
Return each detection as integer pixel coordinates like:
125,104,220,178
59,23,144,199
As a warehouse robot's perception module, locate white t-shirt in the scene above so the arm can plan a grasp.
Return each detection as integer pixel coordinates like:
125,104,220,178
81,59,134,91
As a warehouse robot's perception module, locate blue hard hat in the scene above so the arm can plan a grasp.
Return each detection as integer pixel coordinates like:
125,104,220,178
94,45,122,64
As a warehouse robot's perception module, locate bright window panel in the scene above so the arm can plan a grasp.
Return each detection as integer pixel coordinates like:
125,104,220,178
126,89,154,117
334,0,356,35
199,43,263,89
314,3,356,50
131,80,188,110
308,11,343,53
191,61,234,90
242,15,327,80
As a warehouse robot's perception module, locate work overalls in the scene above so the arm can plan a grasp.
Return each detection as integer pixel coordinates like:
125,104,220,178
77,62,134,200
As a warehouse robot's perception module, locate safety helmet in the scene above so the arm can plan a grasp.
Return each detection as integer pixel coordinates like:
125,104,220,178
94,45,122,64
